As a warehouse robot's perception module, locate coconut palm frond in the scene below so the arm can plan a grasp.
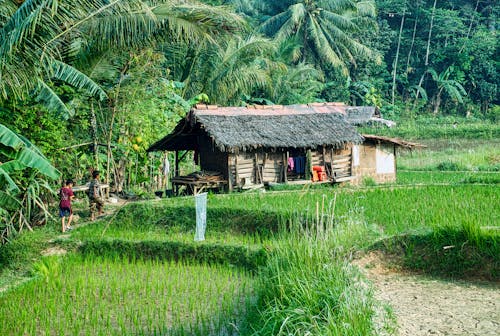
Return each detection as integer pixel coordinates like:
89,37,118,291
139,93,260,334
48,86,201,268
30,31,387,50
259,0,376,73
51,60,107,100
35,80,73,119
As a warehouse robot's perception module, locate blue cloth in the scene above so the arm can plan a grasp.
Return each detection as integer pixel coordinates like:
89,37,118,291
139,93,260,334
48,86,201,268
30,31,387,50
294,156,306,174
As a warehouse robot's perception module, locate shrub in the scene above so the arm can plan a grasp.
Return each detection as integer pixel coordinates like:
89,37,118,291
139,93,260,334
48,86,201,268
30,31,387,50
436,161,463,171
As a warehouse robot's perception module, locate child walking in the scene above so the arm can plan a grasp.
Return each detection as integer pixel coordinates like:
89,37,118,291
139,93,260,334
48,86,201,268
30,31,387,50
88,170,104,221
59,179,75,232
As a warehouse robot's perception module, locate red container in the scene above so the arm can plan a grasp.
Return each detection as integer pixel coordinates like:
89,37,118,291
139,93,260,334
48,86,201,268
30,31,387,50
312,165,325,172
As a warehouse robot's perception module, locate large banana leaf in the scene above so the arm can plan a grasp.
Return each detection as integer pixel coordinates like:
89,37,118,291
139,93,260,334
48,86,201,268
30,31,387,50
0,190,21,211
0,123,24,151
15,145,60,180
0,160,24,173
0,123,60,180
0,166,19,192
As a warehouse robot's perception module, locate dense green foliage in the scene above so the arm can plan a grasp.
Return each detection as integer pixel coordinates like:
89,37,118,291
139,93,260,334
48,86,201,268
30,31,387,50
0,0,498,235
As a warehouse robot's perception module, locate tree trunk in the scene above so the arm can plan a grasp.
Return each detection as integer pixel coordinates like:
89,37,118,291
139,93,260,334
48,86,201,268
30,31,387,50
392,9,406,105
424,0,437,67
433,88,443,116
413,0,437,109
105,60,129,186
459,0,479,53
90,101,99,168
406,3,420,72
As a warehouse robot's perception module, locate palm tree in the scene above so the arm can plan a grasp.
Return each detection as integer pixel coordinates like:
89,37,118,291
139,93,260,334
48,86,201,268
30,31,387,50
167,35,276,105
258,0,378,74
0,0,244,118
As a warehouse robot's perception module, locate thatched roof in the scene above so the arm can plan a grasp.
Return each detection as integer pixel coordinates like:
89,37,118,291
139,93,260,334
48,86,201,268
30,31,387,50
344,106,396,127
148,103,365,152
362,134,425,149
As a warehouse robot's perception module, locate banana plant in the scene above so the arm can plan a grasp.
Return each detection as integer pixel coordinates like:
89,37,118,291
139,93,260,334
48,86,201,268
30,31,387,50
0,123,60,242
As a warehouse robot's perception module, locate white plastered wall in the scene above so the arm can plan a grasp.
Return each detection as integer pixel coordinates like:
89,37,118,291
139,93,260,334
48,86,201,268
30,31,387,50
376,144,395,174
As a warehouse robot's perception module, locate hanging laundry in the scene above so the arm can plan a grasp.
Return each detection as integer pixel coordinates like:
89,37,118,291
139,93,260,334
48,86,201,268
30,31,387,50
287,157,294,172
294,156,306,174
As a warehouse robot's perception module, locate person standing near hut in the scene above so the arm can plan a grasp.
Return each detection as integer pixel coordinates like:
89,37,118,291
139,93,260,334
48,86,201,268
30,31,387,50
59,179,75,232
88,170,104,221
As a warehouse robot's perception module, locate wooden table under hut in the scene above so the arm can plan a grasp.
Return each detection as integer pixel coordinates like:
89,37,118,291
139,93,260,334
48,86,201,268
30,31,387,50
171,171,226,195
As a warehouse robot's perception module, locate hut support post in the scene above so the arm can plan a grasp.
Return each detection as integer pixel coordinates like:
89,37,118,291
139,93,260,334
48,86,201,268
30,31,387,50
283,151,288,183
322,146,326,166
235,154,239,188
227,155,233,192
175,151,179,177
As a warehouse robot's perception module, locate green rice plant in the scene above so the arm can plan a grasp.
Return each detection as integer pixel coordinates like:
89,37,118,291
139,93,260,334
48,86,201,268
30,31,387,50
0,255,255,335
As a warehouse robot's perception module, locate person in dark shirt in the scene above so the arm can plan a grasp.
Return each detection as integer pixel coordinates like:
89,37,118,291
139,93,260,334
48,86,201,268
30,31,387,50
59,179,75,232
88,170,104,221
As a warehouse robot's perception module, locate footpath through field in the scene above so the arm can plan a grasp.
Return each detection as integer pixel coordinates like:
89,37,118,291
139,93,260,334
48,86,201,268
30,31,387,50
356,252,500,336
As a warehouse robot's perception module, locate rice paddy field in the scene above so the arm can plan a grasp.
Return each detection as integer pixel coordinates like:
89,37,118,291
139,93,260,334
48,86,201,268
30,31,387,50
0,136,498,335
1,256,253,335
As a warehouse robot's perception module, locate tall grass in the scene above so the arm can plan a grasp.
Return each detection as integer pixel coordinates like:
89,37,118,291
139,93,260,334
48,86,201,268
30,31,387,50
245,197,381,335
0,255,254,335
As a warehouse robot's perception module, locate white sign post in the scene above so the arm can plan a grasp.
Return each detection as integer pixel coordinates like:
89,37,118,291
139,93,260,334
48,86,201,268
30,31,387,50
194,192,207,241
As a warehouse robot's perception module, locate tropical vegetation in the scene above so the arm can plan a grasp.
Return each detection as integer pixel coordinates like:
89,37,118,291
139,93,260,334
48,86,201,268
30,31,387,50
0,1,498,334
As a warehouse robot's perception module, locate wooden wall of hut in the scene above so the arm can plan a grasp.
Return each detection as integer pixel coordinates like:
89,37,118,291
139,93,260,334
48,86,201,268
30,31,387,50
228,150,286,188
311,145,353,180
262,151,285,183
229,152,256,187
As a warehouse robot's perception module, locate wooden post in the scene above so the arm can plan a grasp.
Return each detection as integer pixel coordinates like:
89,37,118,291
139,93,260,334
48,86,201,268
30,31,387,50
254,152,258,184
284,151,289,184
227,154,233,192
322,146,326,167
234,153,239,188
175,151,179,177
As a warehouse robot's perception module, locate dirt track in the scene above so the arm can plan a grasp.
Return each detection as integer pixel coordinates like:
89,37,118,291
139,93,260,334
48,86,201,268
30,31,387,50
356,252,500,336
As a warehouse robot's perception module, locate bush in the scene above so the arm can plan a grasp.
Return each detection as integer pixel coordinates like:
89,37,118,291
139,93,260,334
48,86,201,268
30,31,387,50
436,161,464,171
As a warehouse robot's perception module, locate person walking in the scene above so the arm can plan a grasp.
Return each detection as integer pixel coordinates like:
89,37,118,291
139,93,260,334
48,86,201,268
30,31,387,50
88,170,104,221
59,179,75,232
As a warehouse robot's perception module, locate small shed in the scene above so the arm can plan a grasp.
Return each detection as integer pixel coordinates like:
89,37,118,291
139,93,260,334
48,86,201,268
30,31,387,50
148,103,365,193
352,135,424,184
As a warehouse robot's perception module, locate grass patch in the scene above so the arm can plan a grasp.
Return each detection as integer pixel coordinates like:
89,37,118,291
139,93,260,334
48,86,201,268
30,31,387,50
360,116,499,140
398,138,500,171
78,239,267,272
372,225,499,281
0,255,254,335
246,207,380,335
396,171,500,185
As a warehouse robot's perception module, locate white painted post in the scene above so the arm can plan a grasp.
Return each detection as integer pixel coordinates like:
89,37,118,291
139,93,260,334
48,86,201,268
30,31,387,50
194,192,208,241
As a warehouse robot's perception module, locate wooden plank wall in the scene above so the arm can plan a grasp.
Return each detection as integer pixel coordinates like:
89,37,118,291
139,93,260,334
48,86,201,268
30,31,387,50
235,152,255,186
262,152,284,183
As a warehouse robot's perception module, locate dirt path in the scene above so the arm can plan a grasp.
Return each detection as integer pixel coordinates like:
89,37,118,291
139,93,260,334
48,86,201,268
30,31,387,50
356,252,500,336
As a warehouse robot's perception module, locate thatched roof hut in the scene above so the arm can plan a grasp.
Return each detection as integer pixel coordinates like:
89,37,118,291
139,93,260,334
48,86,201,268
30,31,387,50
147,103,410,193
148,103,363,153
